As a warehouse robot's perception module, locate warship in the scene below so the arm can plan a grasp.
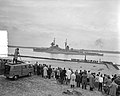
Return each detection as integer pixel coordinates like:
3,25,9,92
33,38,103,56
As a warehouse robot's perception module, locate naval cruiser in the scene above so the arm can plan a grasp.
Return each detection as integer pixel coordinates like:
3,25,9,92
33,38,103,56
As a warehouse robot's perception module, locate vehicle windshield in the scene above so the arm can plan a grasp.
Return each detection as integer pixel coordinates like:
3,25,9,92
4,65,10,74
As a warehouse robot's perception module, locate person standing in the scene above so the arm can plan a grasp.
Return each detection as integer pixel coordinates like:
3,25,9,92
70,72,76,88
66,68,72,85
98,74,103,92
43,65,48,78
87,71,91,85
37,64,40,75
33,62,38,75
39,64,43,76
47,65,52,79
13,48,20,64
79,70,83,87
62,68,66,84
89,73,95,91
51,68,55,79
41,64,44,77
95,74,100,89
56,68,60,83
109,80,118,96
82,71,87,89
105,76,112,95
75,71,81,87
60,68,65,84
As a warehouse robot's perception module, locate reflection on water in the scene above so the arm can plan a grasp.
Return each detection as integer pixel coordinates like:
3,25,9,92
8,48,120,64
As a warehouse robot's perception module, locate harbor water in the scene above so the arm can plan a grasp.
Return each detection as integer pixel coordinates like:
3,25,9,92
8,48,120,64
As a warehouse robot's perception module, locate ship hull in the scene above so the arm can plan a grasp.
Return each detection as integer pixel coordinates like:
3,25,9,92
33,48,103,56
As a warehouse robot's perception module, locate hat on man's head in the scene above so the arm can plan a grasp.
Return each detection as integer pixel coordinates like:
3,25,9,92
17,48,19,50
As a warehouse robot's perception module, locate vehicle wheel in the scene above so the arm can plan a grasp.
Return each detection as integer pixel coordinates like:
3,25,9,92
5,76,9,79
13,75,18,80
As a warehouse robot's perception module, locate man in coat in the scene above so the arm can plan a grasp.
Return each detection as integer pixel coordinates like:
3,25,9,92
13,48,20,64
47,65,52,79
70,72,76,88
109,80,118,96
66,68,72,84
43,65,48,78
89,73,95,91
82,71,87,89
75,72,81,87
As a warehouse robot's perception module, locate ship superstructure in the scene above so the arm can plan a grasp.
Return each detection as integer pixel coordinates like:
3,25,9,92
33,38,103,56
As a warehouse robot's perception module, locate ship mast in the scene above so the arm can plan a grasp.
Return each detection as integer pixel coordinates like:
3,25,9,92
65,39,67,49
51,38,56,47
53,38,56,45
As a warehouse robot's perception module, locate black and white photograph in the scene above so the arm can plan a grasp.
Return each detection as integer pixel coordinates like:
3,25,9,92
0,0,120,96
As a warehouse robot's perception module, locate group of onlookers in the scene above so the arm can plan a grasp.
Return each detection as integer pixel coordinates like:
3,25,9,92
33,62,120,96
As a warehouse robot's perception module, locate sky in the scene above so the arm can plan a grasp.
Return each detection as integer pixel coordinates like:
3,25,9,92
0,0,120,51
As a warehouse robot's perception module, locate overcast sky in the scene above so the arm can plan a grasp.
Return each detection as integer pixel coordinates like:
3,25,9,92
0,0,119,50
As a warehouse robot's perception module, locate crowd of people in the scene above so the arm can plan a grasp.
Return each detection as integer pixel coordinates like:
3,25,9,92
33,62,120,96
